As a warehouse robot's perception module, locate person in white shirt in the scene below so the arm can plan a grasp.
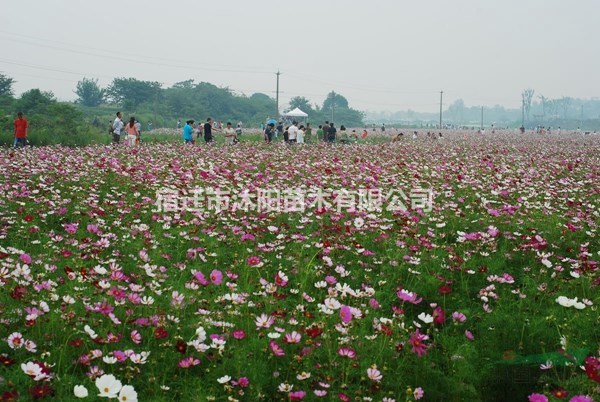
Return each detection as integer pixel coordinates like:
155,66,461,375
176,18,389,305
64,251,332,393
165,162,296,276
288,121,299,144
112,112,124,144
297,125,305,144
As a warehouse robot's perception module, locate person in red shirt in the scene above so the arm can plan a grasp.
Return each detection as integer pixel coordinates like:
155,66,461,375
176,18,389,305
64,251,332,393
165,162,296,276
14,112,28,148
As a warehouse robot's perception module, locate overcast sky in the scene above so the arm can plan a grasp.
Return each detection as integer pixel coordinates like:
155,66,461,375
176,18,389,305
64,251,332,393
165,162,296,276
1,0,598,113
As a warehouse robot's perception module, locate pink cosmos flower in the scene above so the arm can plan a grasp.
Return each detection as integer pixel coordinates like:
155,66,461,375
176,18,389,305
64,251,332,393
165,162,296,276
414,387,424,400
20,253,32,264
289,391,306,400
284,331,301,344
178,356,200,368
232,329,246,340
528,394,548,402
210,269,223,285
193,271,209,286
7,332,24,349
452,312,467,323
337,347,356,359
569,396,593,402
130,330,142,344
340,305,352,323
247,256,261,266
366,367,382,382
255,314,275,329
465,330,475,341
269,341,285,357
409,329,429,357
433,306,446,325
396,289,422,304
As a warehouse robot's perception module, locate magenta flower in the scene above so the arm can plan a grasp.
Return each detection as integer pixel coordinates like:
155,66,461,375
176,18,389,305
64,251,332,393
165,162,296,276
20,253,32,264
269,341,285,357
337,347,356,359
409,329,429,357
452,312,467,323
465,330,475,341
569,396,593,402
232,329,246,340
289,391,306,400
193,271,209,286
210,269,223,285
433,306,446,325
178,356,200,368
528,394,548,402
247,256,261,266
396,289,422,304
340,305,352,323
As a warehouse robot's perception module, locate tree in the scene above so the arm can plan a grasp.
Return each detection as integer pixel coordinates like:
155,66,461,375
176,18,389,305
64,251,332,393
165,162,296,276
74,78,105,107
288,96,313,113
447,99,466,123
323,92,349,111
0,73,15,97
538,95,549,119
17,89,56,114
522,88,535,122
105,78,162,108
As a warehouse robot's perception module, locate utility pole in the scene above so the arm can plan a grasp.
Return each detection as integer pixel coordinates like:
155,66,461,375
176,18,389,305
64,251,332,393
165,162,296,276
275,70,281,119
481,106,484,130
439,90,443,129
331,91,335,124
521,94,525,128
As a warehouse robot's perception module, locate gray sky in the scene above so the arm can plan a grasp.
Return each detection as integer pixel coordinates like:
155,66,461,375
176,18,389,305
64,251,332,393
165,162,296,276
1,0,598,113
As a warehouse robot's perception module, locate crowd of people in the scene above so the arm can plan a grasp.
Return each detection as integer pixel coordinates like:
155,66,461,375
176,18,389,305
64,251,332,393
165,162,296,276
8,111,597,149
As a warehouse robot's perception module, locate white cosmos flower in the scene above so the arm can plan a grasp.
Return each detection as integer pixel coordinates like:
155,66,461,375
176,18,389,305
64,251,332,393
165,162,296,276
418,312,434,324
118,385,138,402
96,374,122,398
103,356,118,364
74,385,88,398
84,325,98,339
217,375,231,384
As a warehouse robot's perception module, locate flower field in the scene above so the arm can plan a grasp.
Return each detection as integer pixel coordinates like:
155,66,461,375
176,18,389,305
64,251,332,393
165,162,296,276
0,133,598,401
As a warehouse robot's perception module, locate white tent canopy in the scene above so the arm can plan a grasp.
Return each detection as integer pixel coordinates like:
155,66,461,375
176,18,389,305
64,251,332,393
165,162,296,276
283,107,308,117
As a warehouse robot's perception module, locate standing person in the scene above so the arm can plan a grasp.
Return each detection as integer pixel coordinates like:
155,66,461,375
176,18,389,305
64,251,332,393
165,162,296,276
288,121,298,144
338,125,349,143
283,126,290,143
276,121,283,139
235,122,243,137
183,120,194,144
134,119,142,144
13,112,28,148
196,122,203,139
316,125,324,143
204,117,219,143
112,112,124,145
264,122,275,143
297,125,305,144
223,122,237,145
125,117,140,146
177,120,181,129
322,121,330,141
304,123,312,143
327,122,337,143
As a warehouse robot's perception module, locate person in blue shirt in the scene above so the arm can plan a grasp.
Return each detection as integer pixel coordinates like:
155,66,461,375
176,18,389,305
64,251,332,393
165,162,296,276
183,120,194,144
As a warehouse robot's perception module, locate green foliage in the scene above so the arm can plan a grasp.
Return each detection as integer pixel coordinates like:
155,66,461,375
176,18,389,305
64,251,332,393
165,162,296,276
16,89,56,114
0,73,15,96
105,77,162,108
74,77,105,107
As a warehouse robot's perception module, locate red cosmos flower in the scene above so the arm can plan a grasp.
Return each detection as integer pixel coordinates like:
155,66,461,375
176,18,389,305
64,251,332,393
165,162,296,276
584,356,600,383
438,285,452,295
175,340,187,354
0,353,16,366
433,306,446,326
303,326,323,339
154,327,169,339
10,286,27,300
1,391,19,401
551,388,568,399
246,256,261,266
29,384,55,400
24,214,34,222
69,338,84,347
